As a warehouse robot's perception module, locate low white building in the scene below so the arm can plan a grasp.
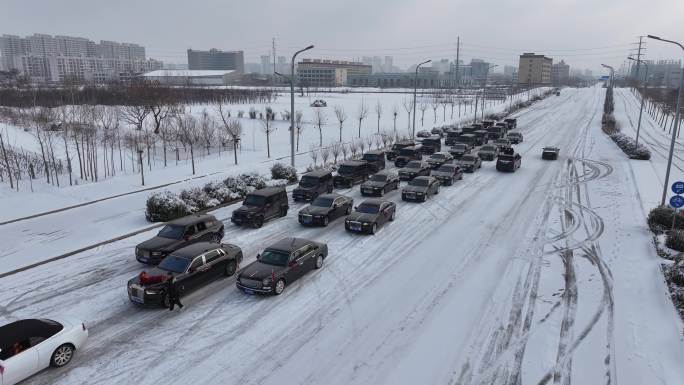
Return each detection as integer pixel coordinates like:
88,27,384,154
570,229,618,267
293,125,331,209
141,69,239,86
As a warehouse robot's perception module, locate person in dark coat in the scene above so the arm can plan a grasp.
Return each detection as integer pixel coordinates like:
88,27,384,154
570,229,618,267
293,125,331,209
165,276,183,311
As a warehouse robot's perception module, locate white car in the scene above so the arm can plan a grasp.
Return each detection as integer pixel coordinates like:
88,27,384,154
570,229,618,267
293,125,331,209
0,317,88,385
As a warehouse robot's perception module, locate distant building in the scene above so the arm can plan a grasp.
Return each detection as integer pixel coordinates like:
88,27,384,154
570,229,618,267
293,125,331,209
348,71,450,88
297,59,371,87
384,56,393,73
187,49,244,73
142,69,240,86
470,59,491,82
632,59,682,88
260,55,271,75
518,53,552,85
551,60,570,86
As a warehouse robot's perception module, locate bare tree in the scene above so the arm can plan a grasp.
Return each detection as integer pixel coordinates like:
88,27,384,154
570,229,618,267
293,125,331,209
365,135,374,151
350,138,360,158
199,109,216,155
320,145,331,165
402,98,414,130
392,105,399,134
121,105,150,131
295,111,304,151
340,142,349,161
334,106,347,142
441,97,448,121
431,99,439,123
176,114,199,175
261,106,276,158
0,128,13,189
313,108,327,146
419,102,428,126
357,99,369,137
330,141,342,163
309,145,319,167
374,100,383,133
359,136,367,154
216,103,242,165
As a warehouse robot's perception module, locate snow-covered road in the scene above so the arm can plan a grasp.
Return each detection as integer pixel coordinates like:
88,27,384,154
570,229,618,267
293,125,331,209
2,87,683,385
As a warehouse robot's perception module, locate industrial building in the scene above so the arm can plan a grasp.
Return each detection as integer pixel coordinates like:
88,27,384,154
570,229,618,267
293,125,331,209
518,53,553,86
187,49,244,72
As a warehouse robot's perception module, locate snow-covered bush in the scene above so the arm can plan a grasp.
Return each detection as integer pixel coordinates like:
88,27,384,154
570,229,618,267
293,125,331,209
664,261,684,320
666,230,684,252
238,173,267,190
270,163,298,183
203,181,241,204
265,179,288,187
648,206,684,234
305,164,337,173
179,187,216,212
145,191,192,222
609,132,651,160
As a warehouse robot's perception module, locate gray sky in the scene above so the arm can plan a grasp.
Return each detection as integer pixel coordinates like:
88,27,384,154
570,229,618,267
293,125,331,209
2,0,682,75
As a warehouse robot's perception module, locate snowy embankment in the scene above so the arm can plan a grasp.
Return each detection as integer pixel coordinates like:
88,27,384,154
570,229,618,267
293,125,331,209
1,87,683,385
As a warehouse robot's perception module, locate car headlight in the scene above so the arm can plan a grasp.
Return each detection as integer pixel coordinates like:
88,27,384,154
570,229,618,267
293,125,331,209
145,289,159,295
151,251,163,256
262,277,271,286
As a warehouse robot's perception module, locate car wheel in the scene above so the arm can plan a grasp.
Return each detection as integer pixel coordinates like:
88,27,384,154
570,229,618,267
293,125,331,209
162,293,170,308
315,255,324,269
211,233,222,243
274,279,286,295
224,260,237,277
370,223,377,234
51,344,74,367
280,207,288,217
323,216,329,226
254,217,264,228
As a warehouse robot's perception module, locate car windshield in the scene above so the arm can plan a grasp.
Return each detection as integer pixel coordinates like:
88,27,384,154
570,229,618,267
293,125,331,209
544,147,557,151
244,194,266,206
158,255,191,273
299,175,320,187
409,178,429,187
406,161,422,169
369,174,387,182
157,225,185,239
452,144,466,150
259,249,290,267
481,146,497,152
437,165,456,173
499,155,515,161
311,197,334,208
338,165,356,174
430,154,446,160
461,155,477,162
363,154,380,161
356,203,380,214
399,148,416,156
509,133,521,137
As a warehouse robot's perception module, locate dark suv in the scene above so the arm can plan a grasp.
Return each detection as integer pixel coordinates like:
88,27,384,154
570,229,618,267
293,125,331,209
333,161,371,188
504,118,517,129
419,136,442,154
231,187,289,228
135,214,224,265
362,150,386,173
444,129,463,146
292,170,333,202
385,140,415,161
394,145,424,168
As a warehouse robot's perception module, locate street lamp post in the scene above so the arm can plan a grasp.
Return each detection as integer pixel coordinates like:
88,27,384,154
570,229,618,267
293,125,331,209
481,64,498,121
627,56,649,148
412,59,431,138
275,45,314,168
647,34,684,206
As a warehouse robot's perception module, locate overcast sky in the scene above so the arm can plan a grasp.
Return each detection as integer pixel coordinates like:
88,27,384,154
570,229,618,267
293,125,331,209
2,0,682,75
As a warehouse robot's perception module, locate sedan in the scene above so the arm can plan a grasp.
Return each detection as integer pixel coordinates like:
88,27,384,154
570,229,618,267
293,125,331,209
426,152,454,169
298,193,353,226
360,171,400,197
458,154,482,173
449,143,472,159
236,238,328,295
478,145,499,161
507,132,523,144
345,199,396,234
402,176,440,202
431,163,463,186
398,161,431,181
0,317,88,385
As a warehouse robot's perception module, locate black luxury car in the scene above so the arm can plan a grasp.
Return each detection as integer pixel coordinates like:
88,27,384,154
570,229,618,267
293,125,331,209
394,145,424,168
333,161,372,188
431,163,463,186
426,152,454,169
128,242,243,306
478,144,500,161
360,171,400,196
385,140,415,161
298,193,353,226
231,187,289,228
542,146,560,160
493,138,512,151
345,199,396,234
398,160,431,181
361,150,387,173
402,176,440,202
504,118,517,130
458,154,483,172
444,129,464,146
419,136,442,154
135,214,224,265
496,151,522,172
236,238,328,295
292,170,334,202
506,132,523,144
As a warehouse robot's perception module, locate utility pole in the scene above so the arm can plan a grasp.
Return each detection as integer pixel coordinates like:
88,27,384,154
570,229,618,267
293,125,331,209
634,36,644,82
455,36,460,88
272,38,277,75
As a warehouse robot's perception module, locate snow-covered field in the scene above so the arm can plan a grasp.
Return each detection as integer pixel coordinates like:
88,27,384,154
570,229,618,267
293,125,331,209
1,87,683,385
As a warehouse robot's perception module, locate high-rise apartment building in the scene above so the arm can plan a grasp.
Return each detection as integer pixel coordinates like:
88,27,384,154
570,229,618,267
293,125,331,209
187,48,244,72
551,60,570,86
518,53,552,85
297,59,371,87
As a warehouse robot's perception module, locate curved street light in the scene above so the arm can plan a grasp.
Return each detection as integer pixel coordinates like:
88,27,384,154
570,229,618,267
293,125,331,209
627,56,649,148
412,59,431,138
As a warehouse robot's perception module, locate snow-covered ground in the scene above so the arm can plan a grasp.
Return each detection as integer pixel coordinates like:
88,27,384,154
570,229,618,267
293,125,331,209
2,87,682,385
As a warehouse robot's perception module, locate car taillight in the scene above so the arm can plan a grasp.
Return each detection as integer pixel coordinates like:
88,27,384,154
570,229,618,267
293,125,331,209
0,363,4,374
82,322,87,331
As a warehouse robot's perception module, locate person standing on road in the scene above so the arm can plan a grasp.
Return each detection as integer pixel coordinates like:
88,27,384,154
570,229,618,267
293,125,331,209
165,276,183,311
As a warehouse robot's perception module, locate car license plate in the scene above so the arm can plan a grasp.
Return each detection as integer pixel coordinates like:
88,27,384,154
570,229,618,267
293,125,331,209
244,289,255,295
363,188,372,193
303,216,312,224
350,223,361,231
406,193,415,198
139,256,148,262
131,296,144,304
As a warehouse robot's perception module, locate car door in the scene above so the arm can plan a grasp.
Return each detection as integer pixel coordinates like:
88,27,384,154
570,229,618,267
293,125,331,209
203,249,224,280
196,221,209,241
298,244,317,272
1,347,38,385
264,196,276,219
183,225,198,245
285,251,303,283
183,256,208,292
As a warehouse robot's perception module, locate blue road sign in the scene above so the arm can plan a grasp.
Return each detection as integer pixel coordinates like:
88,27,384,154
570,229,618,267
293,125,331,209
673,181,684,195
670,195,684,208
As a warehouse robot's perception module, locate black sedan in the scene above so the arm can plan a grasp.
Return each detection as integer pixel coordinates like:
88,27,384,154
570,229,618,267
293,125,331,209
236,238,328,295
458,154,482,173
402,176,440,202
449,143,472,159
360,171,400,197
431,163,463,186
542,146,560,160
127,242,243,307
427,152,454,169
398,161,431,181
345,199,396,234
478,145,499,161
298,193,353,226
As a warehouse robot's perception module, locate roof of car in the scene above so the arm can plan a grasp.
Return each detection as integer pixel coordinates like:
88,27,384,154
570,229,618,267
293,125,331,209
395,140,415,146
266,237,315,253
303,169,332,178
375,170,397,176
412,175,433,181
364,150,385,155
172,242,222,258
248,186,286,197
0,319,63,349
169,214,216,226
431,152,451,156
340,160,368,167
360,198,389,206
316,193,346,200
508,132,522,135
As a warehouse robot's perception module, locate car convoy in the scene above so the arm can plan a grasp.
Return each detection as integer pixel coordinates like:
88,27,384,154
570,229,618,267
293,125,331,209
2,115,544,384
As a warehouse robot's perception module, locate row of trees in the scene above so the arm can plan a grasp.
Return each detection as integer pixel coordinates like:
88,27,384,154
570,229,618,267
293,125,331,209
307,131,400,169
631,87,683,136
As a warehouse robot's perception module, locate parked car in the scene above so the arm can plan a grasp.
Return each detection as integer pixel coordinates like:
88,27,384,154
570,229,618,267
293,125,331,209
298,193,353,226
292,169,333,202
236,238,328,295
506,132,523,144
444,129,463,146
431,127,445,137
470,123,484,131
458,154,482,172
345,199,396,234
333,161,371,188
310,99,327,107
128,242,243,307
472,130,489,145
398,161,431,181
456,133,478,148
482,120,495,128
431,163,463,186
487,125,506,140
496,151,522,172
136,214,224,265
361,150,386,173
394,145,424,168
231,187,289,228
416,130,432,138
427,152,454,169
542,146,560,160
478,144,499,161
385,140,415,161
419,136,442,154
504,118,517,129
0,318,89,385
360,171,400,196
402,176,440,202
493,138,512,151
449,143,472,159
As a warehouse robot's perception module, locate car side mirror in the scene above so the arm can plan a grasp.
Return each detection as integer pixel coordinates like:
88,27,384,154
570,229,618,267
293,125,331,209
354,206,358,210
